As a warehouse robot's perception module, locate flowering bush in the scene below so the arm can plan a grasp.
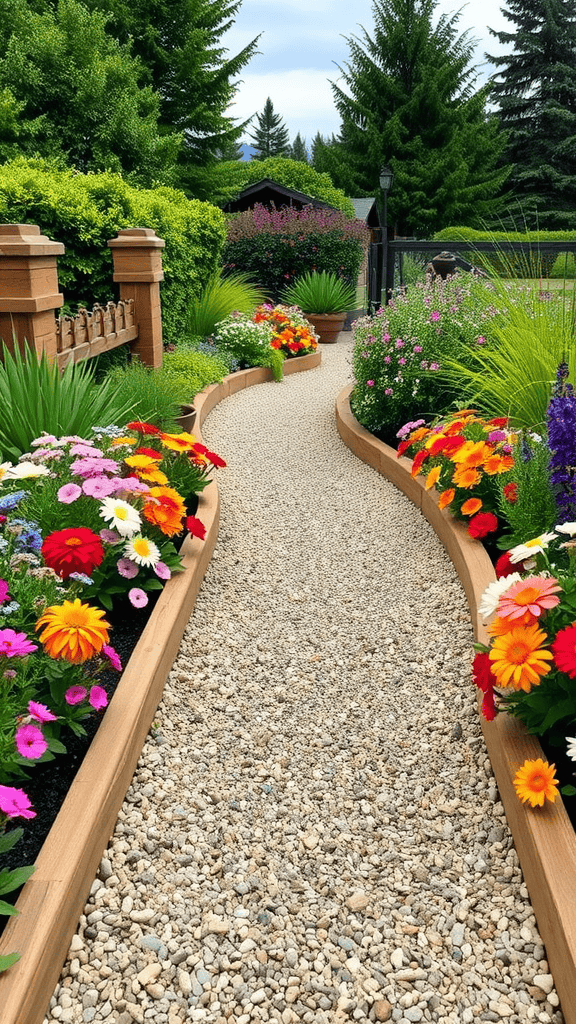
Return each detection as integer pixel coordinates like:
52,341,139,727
396,409,516,538
350,276,503,441
0,420,225,930
253,304,318,356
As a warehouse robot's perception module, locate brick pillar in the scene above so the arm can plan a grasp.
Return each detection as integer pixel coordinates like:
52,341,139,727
108,228,165,369
0,224,64,360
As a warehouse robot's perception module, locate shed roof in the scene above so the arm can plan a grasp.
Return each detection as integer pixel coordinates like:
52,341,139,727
223,178,339,213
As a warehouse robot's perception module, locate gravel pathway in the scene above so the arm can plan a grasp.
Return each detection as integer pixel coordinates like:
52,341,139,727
45,338,563,1024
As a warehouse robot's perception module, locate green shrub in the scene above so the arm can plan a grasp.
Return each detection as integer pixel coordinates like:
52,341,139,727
0,158,227,346
281,271,357,313
224,204,367,301
549,252,576,279
161,348,230,404
219,156,355,215
103,359,182,430
433,226,576,278
187,271,266,338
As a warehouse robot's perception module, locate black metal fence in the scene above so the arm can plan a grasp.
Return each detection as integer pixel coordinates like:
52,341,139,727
367,239,576,309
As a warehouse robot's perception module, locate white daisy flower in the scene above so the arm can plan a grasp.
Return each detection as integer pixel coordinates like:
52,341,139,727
556,523,576,537
99,497,141,537
567,737,576,762
479,574,523,619
508,533,557,563
123,536,161,567
5,461,50,479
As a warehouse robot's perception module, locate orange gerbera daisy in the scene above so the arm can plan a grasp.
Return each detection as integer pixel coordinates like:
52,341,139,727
159,432,197,453
483,454,515,475
124,454,168,484
513,758,559,807
451,440,492,468
487,615,516,638
452,465,481,488
425,466,441,490
489,623,553,692
461,497,483,516
438,488,455,509
36,599,110,664
408,427,430,443
143,486,186,536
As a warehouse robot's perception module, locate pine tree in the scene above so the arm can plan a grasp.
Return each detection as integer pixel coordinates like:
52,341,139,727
487,0,576,228
249,98,290,160
330,0,509,235
289,132,308,162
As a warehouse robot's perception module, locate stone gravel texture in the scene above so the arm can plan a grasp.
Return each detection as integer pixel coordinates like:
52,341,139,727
44,337,564,1024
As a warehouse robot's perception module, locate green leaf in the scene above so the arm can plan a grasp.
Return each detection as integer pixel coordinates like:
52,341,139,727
561,784,576,797
0,864,35,895
0,900,19,916
0,828,23,855
0,952,21,972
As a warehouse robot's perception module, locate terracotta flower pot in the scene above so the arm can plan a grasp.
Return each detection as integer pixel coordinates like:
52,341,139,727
305,312,347,344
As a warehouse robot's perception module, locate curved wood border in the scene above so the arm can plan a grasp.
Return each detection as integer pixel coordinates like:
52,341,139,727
0,350,321,1024
336,384,576,1023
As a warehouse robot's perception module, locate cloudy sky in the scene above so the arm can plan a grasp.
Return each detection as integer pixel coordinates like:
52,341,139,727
223,0,511,147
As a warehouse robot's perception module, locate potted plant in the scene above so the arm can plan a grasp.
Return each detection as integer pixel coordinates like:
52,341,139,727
281,271,357,343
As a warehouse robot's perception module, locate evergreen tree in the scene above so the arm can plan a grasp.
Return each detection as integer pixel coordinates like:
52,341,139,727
487,0,576,228
331,0,509,235
289,132,308,162
249,98,290,160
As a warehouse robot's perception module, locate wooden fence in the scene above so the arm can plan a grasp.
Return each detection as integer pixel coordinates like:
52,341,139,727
0,224,165,369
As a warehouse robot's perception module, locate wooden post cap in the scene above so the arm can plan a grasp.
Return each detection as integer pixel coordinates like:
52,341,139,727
0,223,65,256
108,228,165,249
108,228,165,283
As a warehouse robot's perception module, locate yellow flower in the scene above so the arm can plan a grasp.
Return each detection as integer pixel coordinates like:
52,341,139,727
425,466,441,490
36,599,110,664
513,758,559,807
489,623,553,692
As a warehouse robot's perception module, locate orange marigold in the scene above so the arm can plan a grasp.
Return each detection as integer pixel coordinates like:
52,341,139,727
438,488,455,509
36,599,110,664
143,486,186,536
461,497,483,516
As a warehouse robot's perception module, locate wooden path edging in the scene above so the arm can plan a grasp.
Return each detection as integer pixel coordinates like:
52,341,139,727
336,383,576,1024
0,349,321,1024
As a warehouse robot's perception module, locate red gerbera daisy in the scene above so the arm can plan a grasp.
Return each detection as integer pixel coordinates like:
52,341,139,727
495,551,522,578
42,528,105,580
186,516,206,540
126,422,161,435
468,512,498,539
135,447,162,460
552,623,576,678
205,450,227,468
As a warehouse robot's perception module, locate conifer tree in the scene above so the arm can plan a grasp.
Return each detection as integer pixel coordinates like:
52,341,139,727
289,132,308,163
331,0,509,235
249,98,290,160
487,0,576,227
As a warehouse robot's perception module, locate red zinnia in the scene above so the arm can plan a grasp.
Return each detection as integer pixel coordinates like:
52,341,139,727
552,623,576,679
186,516,206,540
468,512,498,539
495,550,523,578
126,422,161,435
42,528,105,579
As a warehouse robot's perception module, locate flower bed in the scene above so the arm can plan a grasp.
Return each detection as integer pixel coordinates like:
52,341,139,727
336,384,576,1024
0,351,321,1024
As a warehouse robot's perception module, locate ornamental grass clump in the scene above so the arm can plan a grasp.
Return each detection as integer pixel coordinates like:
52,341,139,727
397,409,516,539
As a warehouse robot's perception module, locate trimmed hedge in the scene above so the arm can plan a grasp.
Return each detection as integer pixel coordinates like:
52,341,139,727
0,158,227,346
434,226,576,278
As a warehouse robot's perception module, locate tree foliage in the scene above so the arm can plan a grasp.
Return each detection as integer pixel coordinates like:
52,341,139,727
487,0,576,228
330,0,509,235
218,156,356,215
289,132,308,163
249,97,290,160
0,0,181,185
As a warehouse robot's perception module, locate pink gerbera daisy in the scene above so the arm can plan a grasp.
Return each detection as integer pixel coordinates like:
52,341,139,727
498,575,561,624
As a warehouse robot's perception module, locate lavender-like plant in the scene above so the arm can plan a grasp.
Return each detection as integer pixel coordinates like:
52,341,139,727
547,363,576,523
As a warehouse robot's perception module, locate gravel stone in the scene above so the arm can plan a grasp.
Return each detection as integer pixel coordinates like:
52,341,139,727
43,339,565,1024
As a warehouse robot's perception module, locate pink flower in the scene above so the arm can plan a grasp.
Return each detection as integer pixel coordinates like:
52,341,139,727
117,557,139,579
71,457,119,478
112,477,150,494
28,701,58,723
0,629,38,657
129,588,149,608
0,784,36,819
383,355,391,364
395,339,405,349
15,723,48,759
102,644,122,671
82,476,116,498
153,561,171,580
69,443,99,457
100,528,121,544
89,686,108,710
57,483,82,504
398,358,406,365
65,685,87,705
385,388,393,396
366,380,375,387
0,579,9,603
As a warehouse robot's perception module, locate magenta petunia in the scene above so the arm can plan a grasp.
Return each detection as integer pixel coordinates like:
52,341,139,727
129,587,148,608
153,561,171,580
117,557,139,579
15,723,48,759
28,701,58,723
0,784,36,819
102,644,122,671
89,686,108,710
0,579,9,603
65,685,87,706
82,475,116,498
57,483,82,504
0,629,38,657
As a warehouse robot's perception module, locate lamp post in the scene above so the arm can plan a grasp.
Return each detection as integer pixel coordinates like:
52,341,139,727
379,164,394,307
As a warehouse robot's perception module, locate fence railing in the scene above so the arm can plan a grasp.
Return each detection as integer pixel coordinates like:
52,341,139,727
0,223,165,368
368,238,576,308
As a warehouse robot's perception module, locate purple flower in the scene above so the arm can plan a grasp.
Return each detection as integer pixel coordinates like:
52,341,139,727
65,685,87,705
385,388,394,396
129,588,149,608
430,311,441,322
488,430,507,443
154,561,171,580
58,483,82,504
100,528,121,544
547,368,576,522
366,380,375,387
117,557,139,579
89,686,108,711
103,644,122,671
0,579,9,603
82,476,116,498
